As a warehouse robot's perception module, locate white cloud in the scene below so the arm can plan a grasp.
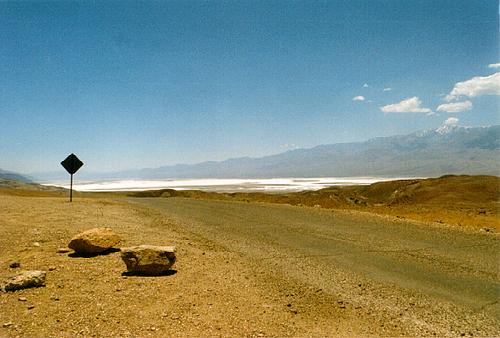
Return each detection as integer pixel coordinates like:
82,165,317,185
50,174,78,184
436,100,473,113
383,87,392,92
352,95,365,101
380,97,432,114
363,83,369,88
488,63,500,69
445,72,500,101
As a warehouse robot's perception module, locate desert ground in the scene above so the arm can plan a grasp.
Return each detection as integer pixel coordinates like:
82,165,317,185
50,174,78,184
0,175,499,337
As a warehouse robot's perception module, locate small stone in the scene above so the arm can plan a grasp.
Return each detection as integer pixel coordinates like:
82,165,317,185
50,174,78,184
57,248,71,253
2,270,46,292
9,261,20,269
33,242,40,247
28,305,35,310
48,267,57,271
2,322,13,328
18,297,27,302
50,296,60,301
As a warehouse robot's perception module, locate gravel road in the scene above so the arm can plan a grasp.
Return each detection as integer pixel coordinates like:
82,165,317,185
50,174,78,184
133,197,500,336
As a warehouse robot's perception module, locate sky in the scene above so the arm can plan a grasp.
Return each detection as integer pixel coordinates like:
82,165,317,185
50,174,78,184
1,0,499,174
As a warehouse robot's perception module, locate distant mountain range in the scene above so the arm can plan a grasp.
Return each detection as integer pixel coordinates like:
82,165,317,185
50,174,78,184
0,168,32,182
30,125,500,182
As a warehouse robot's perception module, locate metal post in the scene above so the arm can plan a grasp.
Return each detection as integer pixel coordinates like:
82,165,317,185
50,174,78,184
70,174,73,202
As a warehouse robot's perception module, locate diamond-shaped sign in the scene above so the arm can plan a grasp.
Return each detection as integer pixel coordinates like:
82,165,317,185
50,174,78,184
61,153,84,175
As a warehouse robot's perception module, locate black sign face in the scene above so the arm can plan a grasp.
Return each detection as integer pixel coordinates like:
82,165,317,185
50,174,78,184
61,153,84,175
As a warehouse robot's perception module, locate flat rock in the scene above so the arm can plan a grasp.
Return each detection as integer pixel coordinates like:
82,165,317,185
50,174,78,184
68,227,120,254
2,270,46,292
121,245,176,275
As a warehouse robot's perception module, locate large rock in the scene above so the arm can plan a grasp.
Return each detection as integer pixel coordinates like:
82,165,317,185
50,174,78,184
68,227,120,254
121,245,176,275
2,270,46,292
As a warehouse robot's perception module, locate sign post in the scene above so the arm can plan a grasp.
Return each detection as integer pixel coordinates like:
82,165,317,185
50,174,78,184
61,153,84,202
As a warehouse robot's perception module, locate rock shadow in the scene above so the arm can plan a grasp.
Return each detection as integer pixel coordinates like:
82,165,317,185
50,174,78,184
68,247,121,258
121,269,177,277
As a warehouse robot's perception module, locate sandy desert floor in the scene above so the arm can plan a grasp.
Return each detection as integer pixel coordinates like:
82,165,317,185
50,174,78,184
0,184,499,337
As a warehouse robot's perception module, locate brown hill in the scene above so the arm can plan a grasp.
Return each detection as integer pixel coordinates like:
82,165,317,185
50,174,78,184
0,179,68,197
356,175,499,205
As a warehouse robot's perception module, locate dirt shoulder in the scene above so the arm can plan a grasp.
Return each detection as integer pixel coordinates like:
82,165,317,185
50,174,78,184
0,193,377,337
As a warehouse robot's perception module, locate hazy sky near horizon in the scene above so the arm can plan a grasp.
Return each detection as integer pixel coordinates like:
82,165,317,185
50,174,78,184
1,0,499,174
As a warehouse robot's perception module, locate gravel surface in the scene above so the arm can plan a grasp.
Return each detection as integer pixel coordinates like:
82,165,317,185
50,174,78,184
133,197,500,337
1,194,499,337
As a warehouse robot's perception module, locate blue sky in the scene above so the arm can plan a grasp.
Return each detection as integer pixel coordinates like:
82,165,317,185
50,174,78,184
1,0,498,174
